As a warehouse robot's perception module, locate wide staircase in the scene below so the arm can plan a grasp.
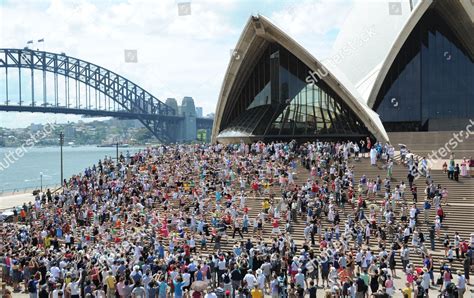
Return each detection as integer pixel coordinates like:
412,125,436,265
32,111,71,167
192,156,473,273
388,131,474,160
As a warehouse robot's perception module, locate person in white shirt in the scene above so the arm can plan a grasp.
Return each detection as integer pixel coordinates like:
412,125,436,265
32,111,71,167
51,284,65,298
243,270,257,290
421,268,431,293
182,270,191,291
217,257,227,283
50,264,61,281
204,290,217,298
456,270,466,297
67,270,83,298
256,269,265,291
294,268,306,289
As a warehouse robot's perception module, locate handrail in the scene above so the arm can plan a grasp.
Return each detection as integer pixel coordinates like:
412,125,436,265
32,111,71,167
0,183,61,196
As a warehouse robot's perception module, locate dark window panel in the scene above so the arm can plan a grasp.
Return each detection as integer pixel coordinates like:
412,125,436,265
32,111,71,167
375,8,474,131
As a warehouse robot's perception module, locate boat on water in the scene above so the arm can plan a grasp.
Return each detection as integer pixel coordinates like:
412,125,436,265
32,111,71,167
67,142,80,147
97,143,130,148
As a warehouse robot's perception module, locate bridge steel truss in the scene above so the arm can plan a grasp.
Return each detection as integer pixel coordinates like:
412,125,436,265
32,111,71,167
0,48,184,142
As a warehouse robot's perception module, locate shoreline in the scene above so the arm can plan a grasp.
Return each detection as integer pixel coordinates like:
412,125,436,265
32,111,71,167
0,192,36,211
0,187,35,197
0,185,60,197
0,144,152,149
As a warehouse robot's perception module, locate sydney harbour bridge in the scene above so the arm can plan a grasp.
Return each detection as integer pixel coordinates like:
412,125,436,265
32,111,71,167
0,48,213,143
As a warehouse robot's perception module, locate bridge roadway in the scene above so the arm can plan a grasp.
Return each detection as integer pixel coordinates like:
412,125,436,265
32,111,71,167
0,48,214,142
0,104,213,125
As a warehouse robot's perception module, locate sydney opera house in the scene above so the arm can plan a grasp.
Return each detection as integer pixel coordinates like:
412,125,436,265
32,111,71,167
211,0,473,144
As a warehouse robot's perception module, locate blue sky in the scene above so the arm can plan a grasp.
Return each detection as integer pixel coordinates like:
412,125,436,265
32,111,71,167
0,0,353,128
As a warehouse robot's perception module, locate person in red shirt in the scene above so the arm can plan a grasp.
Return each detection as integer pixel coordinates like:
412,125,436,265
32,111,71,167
19,209,26,221
251,181,259,194
183,243,191,257
311,182,319,193
460,240,469,258
357,195,364,209
437,207,445,223
320,239,327,249
271,218,280,235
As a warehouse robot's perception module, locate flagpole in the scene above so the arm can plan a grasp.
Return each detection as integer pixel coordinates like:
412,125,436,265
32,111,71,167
38,38,45,51
26,40,34,49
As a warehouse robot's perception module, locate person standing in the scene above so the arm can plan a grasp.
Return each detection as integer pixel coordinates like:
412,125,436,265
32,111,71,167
453,232,461,260
420,268,430,295
370,148,377,166
400,245,410,273
386,159,393,179
27,275,39,298
411,184,418,203
461,158,468,177
243,270,257,291
456,270,466,297
355,272,367,298
429,254,436,286
360,139,366,158
400,282,412,298
222,269,232,295
67,270,83,298
250,285,263,298
454,164,460,181
463,256,470,285
294,268,306,291
232,219,243,239
448,154,455,179
423,199,431,224
217,256,227,285
269,274,279,298
104,271,116,298
430,225,436,250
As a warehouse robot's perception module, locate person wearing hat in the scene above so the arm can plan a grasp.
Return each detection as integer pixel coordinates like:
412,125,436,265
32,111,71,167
130,265,143,284
255,269,265,293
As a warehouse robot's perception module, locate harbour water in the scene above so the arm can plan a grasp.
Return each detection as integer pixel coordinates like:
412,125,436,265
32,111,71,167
0,145,144,194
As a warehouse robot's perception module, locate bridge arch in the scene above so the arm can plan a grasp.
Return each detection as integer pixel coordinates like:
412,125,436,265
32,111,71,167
0,48,179,142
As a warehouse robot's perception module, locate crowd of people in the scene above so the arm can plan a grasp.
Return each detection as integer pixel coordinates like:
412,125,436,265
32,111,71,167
0,140,472,298
441,156,473,182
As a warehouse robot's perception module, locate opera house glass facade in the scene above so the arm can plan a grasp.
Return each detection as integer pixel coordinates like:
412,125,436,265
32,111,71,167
374,9,474,131
219,44,371,141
